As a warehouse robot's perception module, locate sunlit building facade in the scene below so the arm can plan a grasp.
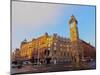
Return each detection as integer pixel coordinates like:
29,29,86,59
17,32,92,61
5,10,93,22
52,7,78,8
18,32,71,63
12,15,96,64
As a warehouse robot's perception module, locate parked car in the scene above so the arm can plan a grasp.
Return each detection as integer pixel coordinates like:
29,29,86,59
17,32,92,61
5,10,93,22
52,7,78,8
11,64,22,69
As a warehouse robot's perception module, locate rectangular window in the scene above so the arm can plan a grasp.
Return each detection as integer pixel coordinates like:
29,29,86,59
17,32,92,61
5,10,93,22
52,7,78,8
48,48,50,50
54,43,56,45
48,44,51,47
54,47,56,50
60,44,62,47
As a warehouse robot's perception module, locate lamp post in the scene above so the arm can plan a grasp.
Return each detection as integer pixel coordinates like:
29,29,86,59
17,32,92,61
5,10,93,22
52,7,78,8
37,41,40,65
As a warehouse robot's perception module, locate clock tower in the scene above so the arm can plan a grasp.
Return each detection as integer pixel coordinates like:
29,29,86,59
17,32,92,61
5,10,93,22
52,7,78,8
69,15,79,42
68,15,80,64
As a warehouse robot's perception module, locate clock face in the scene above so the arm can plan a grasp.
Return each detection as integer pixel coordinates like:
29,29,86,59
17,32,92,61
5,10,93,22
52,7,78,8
70,22,74,28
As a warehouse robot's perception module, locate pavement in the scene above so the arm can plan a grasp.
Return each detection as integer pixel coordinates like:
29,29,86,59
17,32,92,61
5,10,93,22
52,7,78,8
11,61,96,75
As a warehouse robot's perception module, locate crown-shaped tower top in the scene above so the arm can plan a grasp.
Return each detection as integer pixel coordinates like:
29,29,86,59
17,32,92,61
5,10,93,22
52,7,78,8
69,15,78,25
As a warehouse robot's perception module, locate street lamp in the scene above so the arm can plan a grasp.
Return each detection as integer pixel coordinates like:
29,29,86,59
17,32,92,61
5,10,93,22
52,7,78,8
37,41,40,65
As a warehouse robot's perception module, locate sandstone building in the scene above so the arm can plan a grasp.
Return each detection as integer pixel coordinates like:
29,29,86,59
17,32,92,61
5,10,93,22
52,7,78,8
12,15,96,64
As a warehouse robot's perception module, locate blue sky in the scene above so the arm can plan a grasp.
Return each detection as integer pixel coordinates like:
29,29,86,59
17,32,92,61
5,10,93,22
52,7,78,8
12,1,96,50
